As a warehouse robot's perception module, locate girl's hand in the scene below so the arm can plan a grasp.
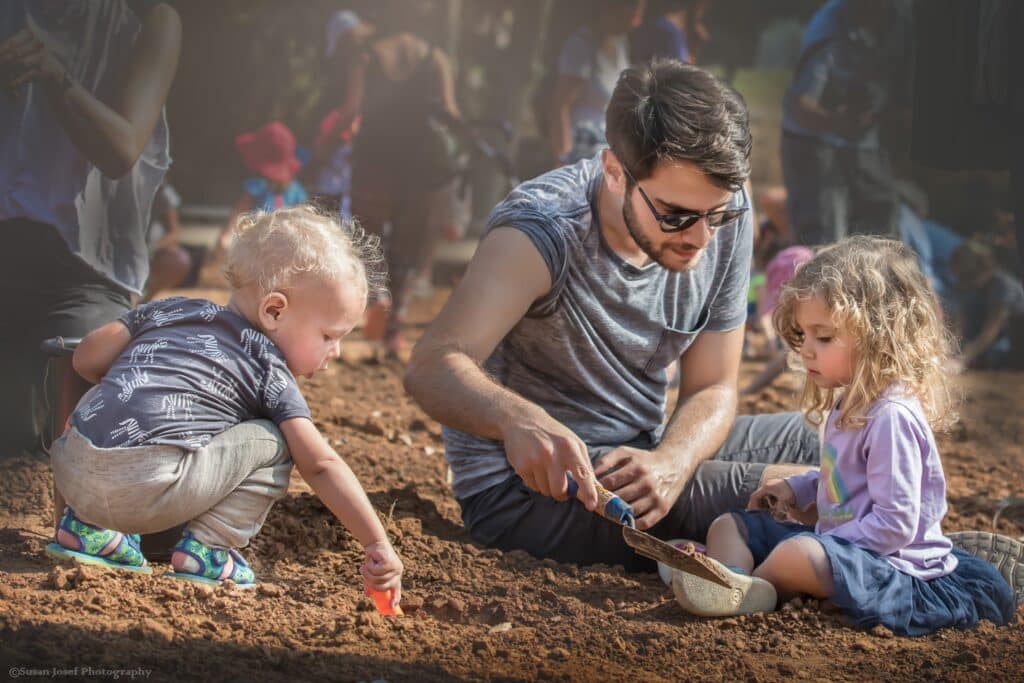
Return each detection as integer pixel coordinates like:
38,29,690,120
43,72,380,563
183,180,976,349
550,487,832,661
787,502,819,526
361,540,403,607
747,478,797,520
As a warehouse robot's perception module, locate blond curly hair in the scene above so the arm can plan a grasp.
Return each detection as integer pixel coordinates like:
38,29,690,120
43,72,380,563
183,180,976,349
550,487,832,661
772,235,957,432
223,205,386,303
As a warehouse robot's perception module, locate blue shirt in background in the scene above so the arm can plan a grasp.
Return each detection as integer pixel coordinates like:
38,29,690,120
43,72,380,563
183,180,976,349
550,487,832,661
242,178,308,212
630,16,690,65
781,0,904,150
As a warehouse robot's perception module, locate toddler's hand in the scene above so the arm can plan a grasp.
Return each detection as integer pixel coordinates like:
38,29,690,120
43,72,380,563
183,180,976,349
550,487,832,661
361,540,403,607
747,478,796,520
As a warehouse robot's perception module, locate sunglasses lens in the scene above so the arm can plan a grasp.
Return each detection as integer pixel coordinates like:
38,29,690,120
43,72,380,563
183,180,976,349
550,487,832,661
659,207,747,232
708,209,744,227
663,215,700,232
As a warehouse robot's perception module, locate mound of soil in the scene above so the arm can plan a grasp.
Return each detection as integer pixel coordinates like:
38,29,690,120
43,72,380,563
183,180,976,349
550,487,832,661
1,292,1022,681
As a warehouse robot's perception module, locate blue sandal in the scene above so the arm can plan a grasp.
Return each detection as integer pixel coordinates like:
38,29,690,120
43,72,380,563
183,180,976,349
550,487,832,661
163,531,256,588
45,507,151,574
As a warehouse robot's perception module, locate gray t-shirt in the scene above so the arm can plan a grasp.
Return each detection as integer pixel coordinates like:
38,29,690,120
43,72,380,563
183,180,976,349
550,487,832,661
72,297,311,450
443,154,752,499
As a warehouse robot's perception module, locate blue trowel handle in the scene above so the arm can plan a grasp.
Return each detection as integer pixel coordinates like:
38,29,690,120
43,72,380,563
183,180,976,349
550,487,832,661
566,474,635,526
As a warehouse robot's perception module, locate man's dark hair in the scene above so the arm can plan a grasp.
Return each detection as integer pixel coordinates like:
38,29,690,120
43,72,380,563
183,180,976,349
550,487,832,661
605,59,752,191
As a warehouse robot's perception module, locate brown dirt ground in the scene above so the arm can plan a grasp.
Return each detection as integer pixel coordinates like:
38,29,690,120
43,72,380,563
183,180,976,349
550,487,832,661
1,285,1023,682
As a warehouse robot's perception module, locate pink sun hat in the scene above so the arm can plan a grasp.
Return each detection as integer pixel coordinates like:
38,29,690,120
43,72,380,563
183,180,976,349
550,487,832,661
235,122,301,184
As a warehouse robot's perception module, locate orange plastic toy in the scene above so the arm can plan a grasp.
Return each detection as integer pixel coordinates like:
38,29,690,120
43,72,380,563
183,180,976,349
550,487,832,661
368,588,403,616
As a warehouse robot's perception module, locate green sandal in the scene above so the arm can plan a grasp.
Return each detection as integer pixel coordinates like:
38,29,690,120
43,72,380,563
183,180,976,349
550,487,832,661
164,531,256,588
45,507,151,574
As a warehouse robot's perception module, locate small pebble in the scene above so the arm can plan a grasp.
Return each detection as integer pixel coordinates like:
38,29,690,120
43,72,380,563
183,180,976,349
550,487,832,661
257,583,285,597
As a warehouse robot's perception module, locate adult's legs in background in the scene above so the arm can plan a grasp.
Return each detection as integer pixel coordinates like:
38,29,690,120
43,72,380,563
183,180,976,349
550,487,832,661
844,146,899,238
0,220,131,458
350,178,394,343
389,184,451,322
781,132,845,245
1013,129,1024,283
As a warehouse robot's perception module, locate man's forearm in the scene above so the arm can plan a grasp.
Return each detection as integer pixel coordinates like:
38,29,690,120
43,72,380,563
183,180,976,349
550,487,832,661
404,346,542,441
656,383,737,482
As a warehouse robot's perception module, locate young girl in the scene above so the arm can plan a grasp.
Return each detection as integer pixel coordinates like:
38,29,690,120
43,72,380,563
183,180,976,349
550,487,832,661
672,236,1017,636
47,206,403,607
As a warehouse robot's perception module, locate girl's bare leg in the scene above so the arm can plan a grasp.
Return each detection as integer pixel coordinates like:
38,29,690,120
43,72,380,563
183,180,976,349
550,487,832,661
754,535,834,601
705,513,755,573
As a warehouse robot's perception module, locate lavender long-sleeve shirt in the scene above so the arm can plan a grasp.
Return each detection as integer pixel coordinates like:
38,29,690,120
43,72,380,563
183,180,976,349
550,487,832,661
785,388,957,579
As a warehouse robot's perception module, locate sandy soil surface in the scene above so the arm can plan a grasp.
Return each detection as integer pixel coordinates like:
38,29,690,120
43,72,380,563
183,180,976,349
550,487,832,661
1,285,1022,682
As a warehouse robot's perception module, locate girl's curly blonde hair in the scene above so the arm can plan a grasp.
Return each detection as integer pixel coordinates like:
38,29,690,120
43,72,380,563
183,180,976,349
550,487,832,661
772,235,957,432
223,205,387,303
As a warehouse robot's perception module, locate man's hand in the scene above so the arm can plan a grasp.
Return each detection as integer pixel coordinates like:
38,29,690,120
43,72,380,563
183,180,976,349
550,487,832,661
594,446,688,530
503,411,598,511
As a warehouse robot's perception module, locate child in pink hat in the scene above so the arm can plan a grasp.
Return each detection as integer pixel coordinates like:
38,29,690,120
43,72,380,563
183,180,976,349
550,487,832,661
213,122,309,258
742,245,814,395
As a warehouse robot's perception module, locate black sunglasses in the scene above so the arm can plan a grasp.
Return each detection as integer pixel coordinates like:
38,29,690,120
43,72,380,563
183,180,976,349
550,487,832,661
621,165,747,234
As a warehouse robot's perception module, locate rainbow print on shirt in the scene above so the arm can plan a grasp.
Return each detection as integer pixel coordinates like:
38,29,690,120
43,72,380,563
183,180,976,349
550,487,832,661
820,442,849,504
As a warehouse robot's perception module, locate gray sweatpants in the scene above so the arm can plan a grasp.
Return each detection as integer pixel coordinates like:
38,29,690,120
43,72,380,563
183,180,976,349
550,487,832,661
458,412,820,572
51,420,292,549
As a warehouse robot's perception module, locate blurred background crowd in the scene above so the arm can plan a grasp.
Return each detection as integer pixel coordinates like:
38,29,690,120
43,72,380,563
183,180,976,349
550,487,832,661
2,0,1022,457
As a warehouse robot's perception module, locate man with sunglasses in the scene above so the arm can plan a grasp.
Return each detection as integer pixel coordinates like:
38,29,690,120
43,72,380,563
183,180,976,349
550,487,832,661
405,60,819,569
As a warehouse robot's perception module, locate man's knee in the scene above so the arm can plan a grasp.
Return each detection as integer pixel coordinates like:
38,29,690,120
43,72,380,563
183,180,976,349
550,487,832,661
714,412,818,467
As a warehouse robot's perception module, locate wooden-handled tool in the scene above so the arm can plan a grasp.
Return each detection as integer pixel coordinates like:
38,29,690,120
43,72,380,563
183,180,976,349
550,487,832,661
567,475,732,588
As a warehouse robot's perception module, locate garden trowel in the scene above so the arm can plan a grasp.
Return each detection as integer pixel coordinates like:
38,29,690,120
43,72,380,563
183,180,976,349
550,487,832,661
567,476,732,588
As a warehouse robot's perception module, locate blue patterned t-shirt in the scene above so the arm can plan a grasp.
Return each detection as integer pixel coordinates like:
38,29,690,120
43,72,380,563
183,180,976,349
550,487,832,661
71,297,311,450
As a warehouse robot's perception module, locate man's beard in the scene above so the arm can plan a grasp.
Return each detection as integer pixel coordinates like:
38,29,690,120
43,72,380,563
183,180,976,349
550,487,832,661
622,194,697,272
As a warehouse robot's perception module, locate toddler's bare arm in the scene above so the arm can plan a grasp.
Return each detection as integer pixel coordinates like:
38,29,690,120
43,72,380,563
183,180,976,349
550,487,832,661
72,321,132,384
279,417,402,600
279,417,392,550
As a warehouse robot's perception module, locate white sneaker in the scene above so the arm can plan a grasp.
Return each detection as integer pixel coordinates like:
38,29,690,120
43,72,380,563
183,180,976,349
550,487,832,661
671,555,777,617
656,539,706,586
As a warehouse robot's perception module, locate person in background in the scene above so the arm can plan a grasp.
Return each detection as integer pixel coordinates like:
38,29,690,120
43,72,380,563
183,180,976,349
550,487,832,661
948,239,1024,371
780,0,911,245
308,10,375,219
144,182,200,302
213,122,308,259
893,180,963,306
630,0,711,65
548,0,645,166
0,0,180,458
344,1,463,356
742,244,814,395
